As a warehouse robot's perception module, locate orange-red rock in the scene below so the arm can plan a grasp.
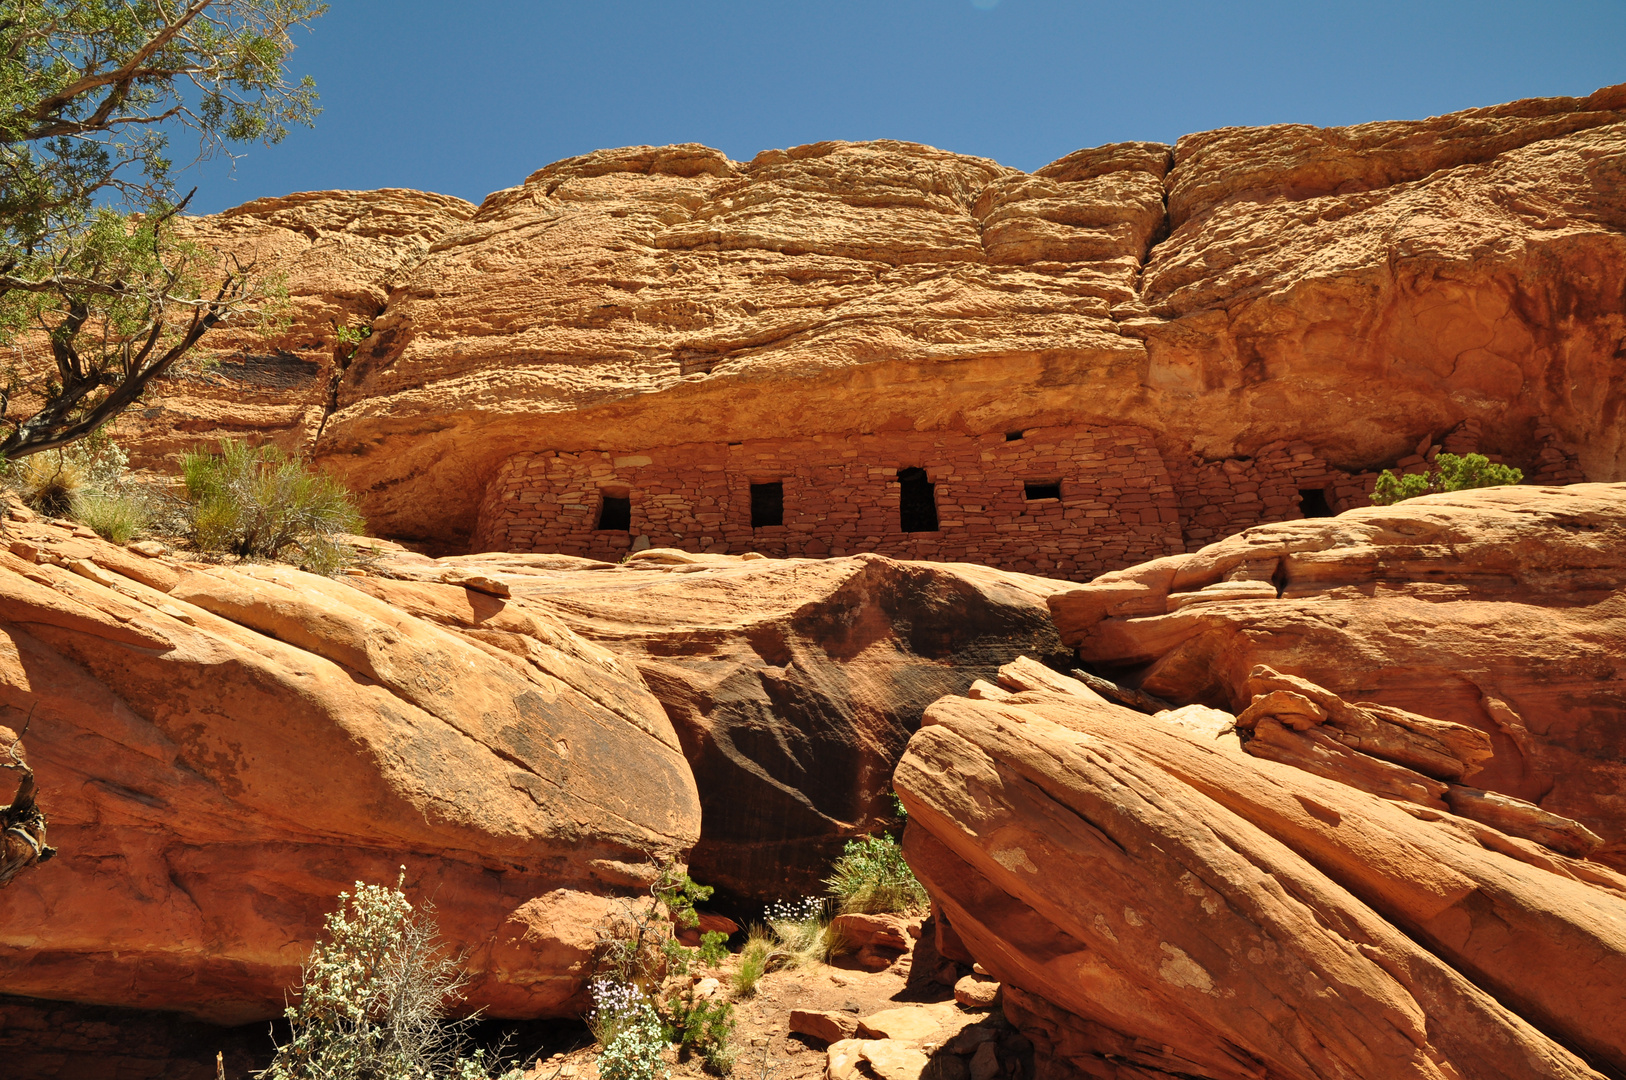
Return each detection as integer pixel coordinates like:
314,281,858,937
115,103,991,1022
119,189,476,471
895,688,1626,1080
1049,482,1626,868
0,512,698,1022
61,84,1618,565
363,546,1071,898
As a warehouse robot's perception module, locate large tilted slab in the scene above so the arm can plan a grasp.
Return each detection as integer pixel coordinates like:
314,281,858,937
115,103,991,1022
0,512,698,1022
895,688,1626,1080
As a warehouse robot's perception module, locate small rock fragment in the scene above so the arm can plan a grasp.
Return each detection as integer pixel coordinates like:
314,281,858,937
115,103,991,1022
968,1042,1001,1080
441,567,511,597
953,974,1000,1009
792,1008,862,1044
857,1005,948,1044
68,558,120,589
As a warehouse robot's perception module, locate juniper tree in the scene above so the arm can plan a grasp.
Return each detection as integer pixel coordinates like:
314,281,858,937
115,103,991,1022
0,0,324,460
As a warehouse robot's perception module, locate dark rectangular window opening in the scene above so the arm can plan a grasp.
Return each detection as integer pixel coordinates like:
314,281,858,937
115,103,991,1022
898,467,938,532
1298,488,1333,518
750,481,784,527
597,494,631,531
1024,481,1062,501
1004,431,1024,442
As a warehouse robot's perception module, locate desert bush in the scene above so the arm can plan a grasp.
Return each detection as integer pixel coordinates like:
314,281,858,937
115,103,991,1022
763,896,831,968
825,832,928,915
599,1009,667,1080
4,432,161,541
1371,452,1523,506
72,489,154,544
181,439,364,572
730,930,772,998
663,986,736,1075
261,873,516,1080
590,863,738,1078
9,453,85,517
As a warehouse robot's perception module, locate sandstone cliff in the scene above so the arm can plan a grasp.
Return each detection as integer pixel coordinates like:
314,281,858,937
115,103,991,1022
107,83,1623,571
117,189,476,470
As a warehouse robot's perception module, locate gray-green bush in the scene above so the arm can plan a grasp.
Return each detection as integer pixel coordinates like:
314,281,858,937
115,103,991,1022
182,439,364,572
261,874,517,1080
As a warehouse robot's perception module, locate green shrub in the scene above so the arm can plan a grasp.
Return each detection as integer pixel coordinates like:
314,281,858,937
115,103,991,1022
263,873,517,1080
71,489,153,544
663,987,736,1075
655,871,714,930
826,833,928,915
696,930,729,968
730,931,772,998
181,439,364,571
1371,452,1523,506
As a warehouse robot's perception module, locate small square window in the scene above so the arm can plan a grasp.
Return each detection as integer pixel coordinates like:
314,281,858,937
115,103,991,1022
1024,481,1062,501
597,494,631,531
1005,431,1024,442
750,481,783,527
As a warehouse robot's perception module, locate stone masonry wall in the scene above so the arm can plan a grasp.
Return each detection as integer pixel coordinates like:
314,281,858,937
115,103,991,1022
471,418,1565,580
474,423,1358,580
474,425,1191,579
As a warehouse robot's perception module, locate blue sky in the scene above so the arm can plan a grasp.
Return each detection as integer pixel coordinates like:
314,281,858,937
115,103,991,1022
185,0,1626,213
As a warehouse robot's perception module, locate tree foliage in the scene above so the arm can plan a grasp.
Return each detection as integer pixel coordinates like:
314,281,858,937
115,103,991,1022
0,0,323,460
1370,452,1524,506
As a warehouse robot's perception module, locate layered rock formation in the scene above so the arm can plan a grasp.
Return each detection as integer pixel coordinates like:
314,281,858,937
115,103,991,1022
896,681,1626,1080
117,189,476,470
357,546,1071,900
93,84,1622,569
891,484,1626,1079
0,506,697,1022
1049,482,1626,867
0,502,1075,1017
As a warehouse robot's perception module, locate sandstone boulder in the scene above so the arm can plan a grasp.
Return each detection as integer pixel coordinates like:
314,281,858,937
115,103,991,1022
1050,482,1626,867
895,688,1626,1080
0,513,699,1022
363,548,1069,899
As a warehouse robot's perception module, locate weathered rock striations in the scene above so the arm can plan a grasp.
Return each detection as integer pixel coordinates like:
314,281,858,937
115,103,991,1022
119,189,476,471
1049,482,1626,868
895,683,1626,1080
78,84,1622,570
358,545,1071,899
0,507,697,1022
